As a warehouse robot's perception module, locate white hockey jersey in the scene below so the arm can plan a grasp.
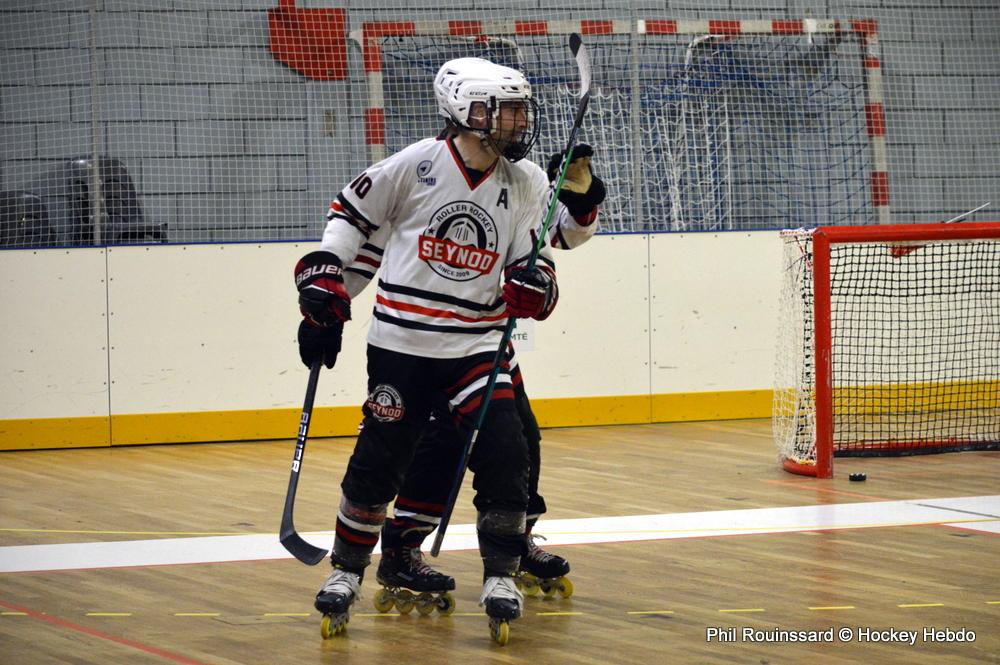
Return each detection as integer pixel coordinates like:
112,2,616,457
343,182,597,298
320,136,557,359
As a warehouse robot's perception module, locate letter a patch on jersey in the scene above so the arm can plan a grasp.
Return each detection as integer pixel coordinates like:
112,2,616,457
496,188,508,209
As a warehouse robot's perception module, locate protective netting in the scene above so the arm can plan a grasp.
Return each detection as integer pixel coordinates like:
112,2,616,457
642,34,870,232
377,34,636,234
2,2,999,247
377,32,869,234
773,230,818,468
774,228,1000,473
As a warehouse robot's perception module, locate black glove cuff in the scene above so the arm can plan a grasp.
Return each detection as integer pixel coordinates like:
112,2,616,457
507,266,552,290
294,250,344,291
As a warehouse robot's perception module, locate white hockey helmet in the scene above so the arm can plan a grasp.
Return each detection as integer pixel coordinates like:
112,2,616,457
433,57,540,162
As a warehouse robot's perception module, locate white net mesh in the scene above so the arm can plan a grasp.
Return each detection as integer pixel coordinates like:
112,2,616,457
374,33,637,232
372,30,869,233
638,31,871,231
1,2,999,247
773,226,1000,475
773,229,817,468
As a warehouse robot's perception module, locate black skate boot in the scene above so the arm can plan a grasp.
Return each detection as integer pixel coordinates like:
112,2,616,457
480,575,523,646
373,546,456,616
517,532,573,599
314,564,363,638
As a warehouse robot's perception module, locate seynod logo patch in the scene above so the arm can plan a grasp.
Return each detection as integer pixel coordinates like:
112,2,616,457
418,200,499,282
416,160,436,186
365,384,405,422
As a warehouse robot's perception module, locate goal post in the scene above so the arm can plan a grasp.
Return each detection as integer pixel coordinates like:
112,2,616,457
774,222,1000,478
353,18,886,233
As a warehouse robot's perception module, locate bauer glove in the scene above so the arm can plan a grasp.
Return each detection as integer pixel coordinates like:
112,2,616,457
294,250,351,326
546,144,607,220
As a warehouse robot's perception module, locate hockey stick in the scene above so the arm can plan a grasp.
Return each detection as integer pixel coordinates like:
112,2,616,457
279,359,329,565
430,33,592,557
890,201,992,258
940,201,991,224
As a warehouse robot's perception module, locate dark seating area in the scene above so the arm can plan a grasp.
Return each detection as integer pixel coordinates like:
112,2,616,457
64,158,167,246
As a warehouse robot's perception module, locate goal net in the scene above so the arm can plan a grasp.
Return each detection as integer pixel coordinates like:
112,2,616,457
773,223,1000,477
359,19,879,234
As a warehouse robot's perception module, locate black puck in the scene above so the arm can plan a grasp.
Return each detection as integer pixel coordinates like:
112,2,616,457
849,473,867,482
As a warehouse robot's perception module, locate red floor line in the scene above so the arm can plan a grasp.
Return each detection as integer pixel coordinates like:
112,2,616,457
0,599,215,665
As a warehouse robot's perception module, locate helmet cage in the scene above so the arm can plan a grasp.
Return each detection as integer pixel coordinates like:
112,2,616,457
475,97,540,163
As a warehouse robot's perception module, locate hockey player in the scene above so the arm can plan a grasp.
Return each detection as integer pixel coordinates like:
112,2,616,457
295,57,561,644
337,146,605,608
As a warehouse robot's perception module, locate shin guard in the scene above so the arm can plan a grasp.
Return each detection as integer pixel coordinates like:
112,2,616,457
381,495,444,551
477,509,527,576
331,497,387,571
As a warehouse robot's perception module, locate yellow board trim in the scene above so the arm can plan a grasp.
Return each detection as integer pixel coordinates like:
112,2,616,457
529,394,652,427
833,379,999,414
0,416,111,450
651,389,772,423
0,390,772,451
109,406,365,446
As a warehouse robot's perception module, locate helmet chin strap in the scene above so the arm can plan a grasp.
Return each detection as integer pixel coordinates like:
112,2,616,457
466,103,503,162
479,131,504,161
474,117,522,163
457,99,528,164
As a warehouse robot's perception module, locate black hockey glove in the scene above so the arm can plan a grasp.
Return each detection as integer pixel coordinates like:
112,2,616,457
297,319,343,369
546,143,607,220
294,250,351,327
503,266,558,320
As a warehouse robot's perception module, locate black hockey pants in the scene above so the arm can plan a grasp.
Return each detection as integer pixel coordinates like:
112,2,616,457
336,345,530,573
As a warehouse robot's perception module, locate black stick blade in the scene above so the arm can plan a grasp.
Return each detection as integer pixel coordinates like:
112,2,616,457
280,528,328,565
569,32,582,57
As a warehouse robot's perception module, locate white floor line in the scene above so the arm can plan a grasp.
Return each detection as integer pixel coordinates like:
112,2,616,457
1,495,997,574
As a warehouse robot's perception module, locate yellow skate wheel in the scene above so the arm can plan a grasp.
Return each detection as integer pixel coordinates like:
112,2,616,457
541,580,558,600
320,615,332,639
373,588,394,613
557,576,574,598
520,573,540,596
491,620,510,646
415,592,435,616
437,592,456,617
320,614,348,638
395,589,415,615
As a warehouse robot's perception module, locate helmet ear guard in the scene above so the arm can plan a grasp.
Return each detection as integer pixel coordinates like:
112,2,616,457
434,58,540,162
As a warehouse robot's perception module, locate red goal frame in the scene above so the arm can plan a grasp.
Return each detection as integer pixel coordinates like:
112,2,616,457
785,221,1000,478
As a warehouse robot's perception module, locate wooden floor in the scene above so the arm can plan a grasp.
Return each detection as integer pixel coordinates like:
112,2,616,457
1,419,998,664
